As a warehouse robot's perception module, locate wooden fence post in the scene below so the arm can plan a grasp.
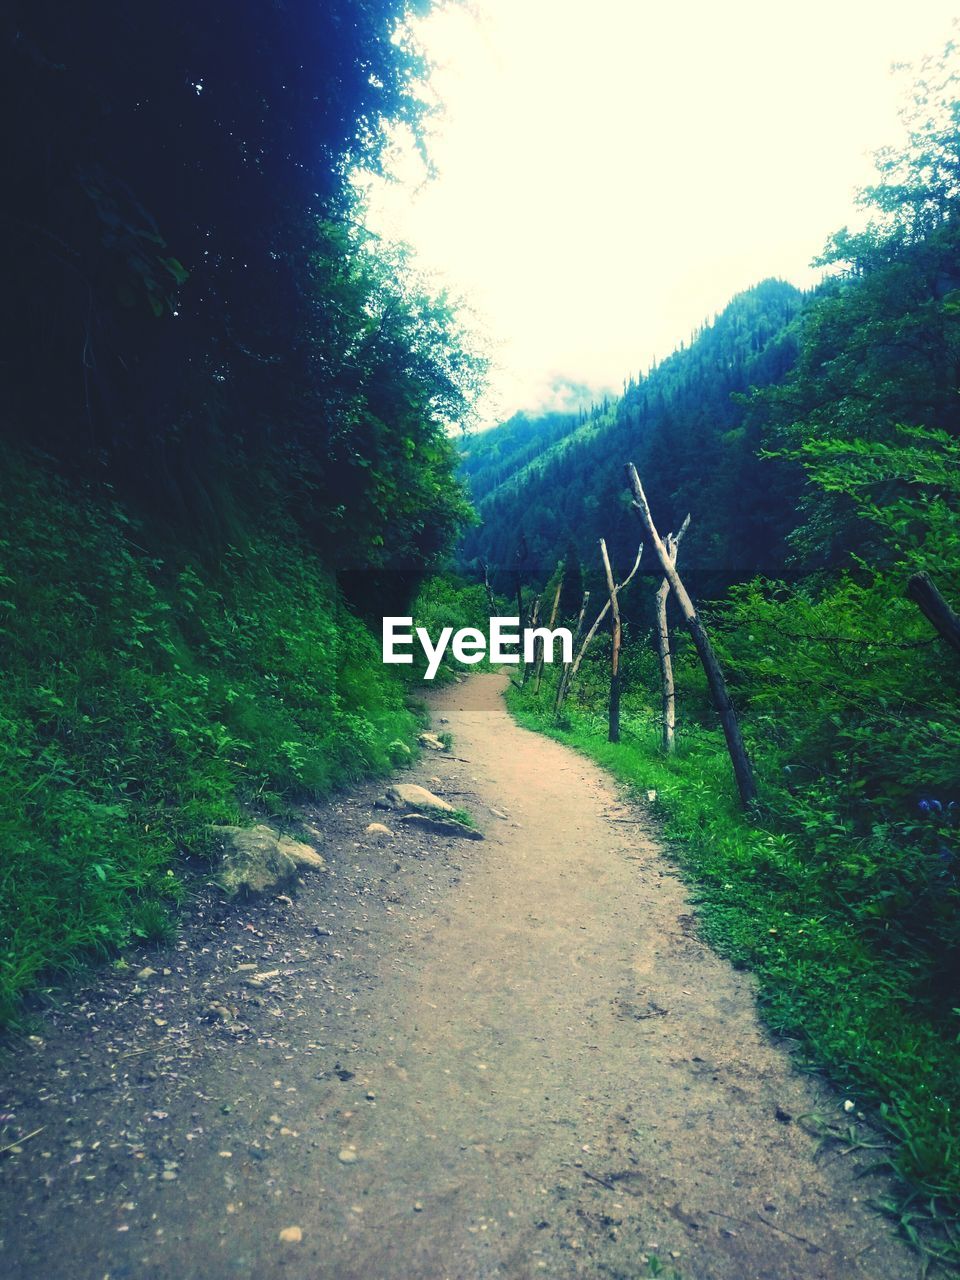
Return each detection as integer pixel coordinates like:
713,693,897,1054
655,513,690,754
625,463,757,810
520,593,541,687
555,590,590,711
534,564,565,694
599,539,622,743
555,546,643,712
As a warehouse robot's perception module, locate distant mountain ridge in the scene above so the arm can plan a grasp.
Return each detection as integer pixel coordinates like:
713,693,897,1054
456,278,805,588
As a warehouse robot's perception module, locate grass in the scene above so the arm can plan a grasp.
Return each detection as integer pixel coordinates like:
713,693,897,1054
0,444,423,1024
507,672,960,1274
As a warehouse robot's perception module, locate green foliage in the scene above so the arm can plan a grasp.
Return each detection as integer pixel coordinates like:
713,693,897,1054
406,575,499,682
0,445,421,1022
486,58,960,1264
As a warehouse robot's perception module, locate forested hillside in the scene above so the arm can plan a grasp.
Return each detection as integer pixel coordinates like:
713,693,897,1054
0,1,484,1020
459,277,804,585
492,46,960,1262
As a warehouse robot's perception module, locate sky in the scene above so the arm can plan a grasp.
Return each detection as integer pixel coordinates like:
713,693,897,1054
360,0,958,425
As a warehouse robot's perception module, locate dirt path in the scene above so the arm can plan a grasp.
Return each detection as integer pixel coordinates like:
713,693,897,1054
2,672,917,1279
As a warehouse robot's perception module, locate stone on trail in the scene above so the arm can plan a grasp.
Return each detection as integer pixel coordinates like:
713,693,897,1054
375,783,455,814
365,822,395,838
277,834,325,870
418,731,447,751
278,1226,303,1244
208,824,325,897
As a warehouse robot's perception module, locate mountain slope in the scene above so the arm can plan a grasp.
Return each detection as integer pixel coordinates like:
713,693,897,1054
458,278,804,585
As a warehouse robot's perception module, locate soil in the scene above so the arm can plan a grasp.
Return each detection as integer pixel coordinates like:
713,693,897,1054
1,672,920,1279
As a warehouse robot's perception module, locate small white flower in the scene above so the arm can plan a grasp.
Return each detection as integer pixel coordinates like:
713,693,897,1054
843,1099,855,1113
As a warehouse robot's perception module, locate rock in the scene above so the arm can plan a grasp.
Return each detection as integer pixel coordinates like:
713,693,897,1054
244,969,281,988
375,784,455,814
338,1147,358,1164
489,807,508,820
136,966,159,980
205,1002,236,1023
279,1226,303,1244
418,732,447,751
400,813,484,840
364,822,395,839
208,824,325,897
278,834,325,870
427,777,443,789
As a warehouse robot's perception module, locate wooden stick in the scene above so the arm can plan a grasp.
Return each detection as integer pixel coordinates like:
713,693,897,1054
0,1126,45,1156
534,564,564,694
907,571,960,655
520,593,541,687
655,513,690,754
555,590,590,711
625,463,757,810
556,547,642,711
599,539,622,743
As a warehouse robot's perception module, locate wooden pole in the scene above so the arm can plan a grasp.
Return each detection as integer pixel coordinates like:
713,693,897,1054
599,539,622,743
481,560,497,615
625,463,757,810
655,513,690,754
534,565,565,694
907,572,960,655
556,546,643,712
520,593,541,687
555,590,590,711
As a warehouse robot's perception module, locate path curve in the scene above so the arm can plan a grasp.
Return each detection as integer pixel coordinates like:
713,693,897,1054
2,672,916,1279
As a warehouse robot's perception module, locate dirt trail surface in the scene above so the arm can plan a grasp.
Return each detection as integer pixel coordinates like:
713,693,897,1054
2,672,917,1280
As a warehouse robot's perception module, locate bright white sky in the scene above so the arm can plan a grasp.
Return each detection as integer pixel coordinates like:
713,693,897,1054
360,0,958,425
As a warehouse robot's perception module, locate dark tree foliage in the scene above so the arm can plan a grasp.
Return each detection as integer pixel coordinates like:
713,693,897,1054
2,1,479,596
4,1,425,436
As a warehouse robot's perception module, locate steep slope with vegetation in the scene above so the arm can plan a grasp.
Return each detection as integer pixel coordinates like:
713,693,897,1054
0,1,486,1020
488,47,960,1265
459,276,804,585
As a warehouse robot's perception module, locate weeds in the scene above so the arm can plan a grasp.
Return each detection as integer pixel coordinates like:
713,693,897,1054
0,446,421,1022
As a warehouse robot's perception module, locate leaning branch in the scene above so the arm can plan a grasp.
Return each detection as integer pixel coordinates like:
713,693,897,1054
625,463,757,810
655,513,690,754
556,544,643,711
907,572,960,656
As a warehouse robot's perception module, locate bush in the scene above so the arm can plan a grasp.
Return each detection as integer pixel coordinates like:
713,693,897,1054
0,445,419,1021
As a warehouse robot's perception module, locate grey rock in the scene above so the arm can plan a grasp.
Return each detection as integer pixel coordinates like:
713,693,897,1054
375,784,455,814
208,824,325,898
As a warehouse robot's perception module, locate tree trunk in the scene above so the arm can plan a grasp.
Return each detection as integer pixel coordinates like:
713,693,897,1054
481,560,497,615
520,593,541,686
907,571,960,655
599,539,621,743
625,463,757,810
555,590,590,711
555,546,643,712
655,514,690,754
534,566,564,693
